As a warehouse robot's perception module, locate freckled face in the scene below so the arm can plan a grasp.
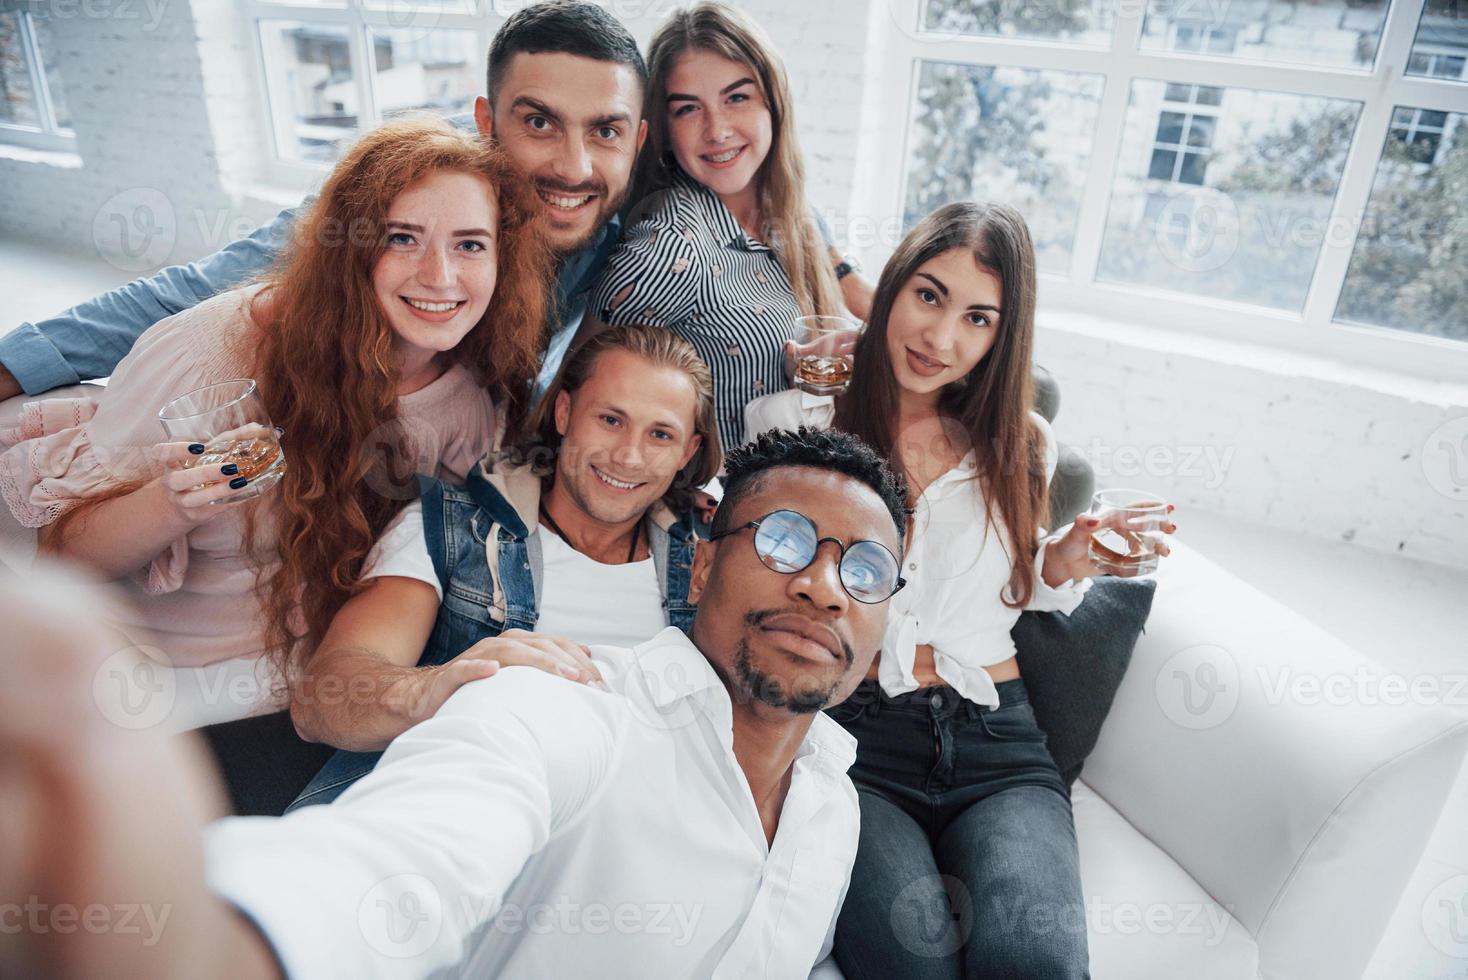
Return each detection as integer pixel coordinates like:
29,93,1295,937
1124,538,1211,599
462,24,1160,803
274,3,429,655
371,170,499,365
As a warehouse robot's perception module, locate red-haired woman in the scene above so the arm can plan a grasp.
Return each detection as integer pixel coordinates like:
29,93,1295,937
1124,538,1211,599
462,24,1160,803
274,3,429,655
0,118,552,733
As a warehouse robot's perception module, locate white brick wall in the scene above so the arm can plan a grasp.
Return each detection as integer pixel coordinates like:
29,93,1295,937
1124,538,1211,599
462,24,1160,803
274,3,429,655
0,0,239,264
1,0,1464,570
1036,315,1468,571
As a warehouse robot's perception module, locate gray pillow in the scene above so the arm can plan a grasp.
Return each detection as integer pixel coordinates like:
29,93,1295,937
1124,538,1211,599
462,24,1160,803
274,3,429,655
1012,577,1158,786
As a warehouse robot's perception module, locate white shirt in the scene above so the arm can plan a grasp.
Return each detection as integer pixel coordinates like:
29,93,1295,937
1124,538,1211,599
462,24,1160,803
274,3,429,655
746,390,1091,708
362,501,669,649
203,628,860,980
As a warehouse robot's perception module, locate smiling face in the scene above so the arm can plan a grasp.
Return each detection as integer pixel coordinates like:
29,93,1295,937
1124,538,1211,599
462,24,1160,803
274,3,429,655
688,466,897,716
552,348,704,528
371,170,499,374
476,52,646,255
885,247,1003,403
664,48,773,204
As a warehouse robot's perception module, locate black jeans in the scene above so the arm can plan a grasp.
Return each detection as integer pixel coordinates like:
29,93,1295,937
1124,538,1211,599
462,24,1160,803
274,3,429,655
827,678,1090,980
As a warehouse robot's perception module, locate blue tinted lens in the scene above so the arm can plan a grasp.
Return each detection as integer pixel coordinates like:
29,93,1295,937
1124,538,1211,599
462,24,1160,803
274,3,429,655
841,540,900,603
753,510,818,572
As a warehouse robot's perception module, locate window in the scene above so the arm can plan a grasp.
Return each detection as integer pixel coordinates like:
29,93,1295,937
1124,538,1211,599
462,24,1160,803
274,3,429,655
1337,110,1466,341
1102,84,1358,312
1148,85,1223,186
1407,0,1468,83
244,1,488,168
1388,106,1449,163
0,11,73,151
904,61,1104,273
1408,50,1466,80
869,0,1468,368
1139,0,1388,69
1170,22,1238,56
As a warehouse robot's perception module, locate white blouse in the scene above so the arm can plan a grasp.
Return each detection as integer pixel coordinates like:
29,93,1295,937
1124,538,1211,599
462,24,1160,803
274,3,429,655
745,389,1091,708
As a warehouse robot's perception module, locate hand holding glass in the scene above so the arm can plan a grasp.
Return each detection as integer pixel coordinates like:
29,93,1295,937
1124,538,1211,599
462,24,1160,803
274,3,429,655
1086,490,1169,578
158,380,285,503
792,315,861,396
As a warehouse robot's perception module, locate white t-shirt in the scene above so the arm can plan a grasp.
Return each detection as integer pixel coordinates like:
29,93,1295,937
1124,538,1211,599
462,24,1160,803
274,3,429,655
363,501,669,648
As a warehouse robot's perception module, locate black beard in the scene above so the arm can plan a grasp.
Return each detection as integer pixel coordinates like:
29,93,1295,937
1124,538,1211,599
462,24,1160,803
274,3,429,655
733,637,839,715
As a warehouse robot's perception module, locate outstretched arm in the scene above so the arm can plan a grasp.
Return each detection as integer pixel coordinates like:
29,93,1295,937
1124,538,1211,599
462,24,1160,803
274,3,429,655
1,565,620,980
0,205,300,396
0,567,284,980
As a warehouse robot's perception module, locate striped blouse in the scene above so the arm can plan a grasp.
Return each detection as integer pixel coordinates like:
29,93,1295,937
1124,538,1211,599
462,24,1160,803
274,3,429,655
589,170,807,451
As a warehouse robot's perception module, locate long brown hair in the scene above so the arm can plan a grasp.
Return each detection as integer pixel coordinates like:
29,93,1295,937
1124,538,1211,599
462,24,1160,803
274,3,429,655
253,117,554,673
632,2,842,319
832,202,1046,609
505,324,723,513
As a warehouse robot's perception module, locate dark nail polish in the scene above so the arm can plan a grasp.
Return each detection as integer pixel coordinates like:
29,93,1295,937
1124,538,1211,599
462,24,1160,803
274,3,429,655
188,444,206,455
221,464,239,476
229,477,249,490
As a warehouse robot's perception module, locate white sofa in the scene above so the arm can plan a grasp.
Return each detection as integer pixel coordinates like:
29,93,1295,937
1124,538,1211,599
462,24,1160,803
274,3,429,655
3,391,1464,980
813,539,1468,979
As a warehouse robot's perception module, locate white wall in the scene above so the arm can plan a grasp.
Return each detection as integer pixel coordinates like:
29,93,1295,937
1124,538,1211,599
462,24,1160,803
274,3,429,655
0,0,1464,570
0,0,273,266
1034,313,1468,571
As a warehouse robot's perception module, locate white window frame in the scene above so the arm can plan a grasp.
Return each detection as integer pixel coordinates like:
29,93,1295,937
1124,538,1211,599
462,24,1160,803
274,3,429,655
1150,85,1220,185
0,7,74,153
851,0,1468,380
237,0,507,188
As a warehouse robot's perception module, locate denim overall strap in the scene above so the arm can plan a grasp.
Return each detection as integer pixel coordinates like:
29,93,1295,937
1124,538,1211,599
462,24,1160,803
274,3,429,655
495,527,539,633
287,478,525,813
656,507,699,635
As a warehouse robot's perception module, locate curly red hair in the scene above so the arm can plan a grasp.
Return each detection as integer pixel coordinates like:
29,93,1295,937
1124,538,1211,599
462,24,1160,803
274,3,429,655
249,117,553,676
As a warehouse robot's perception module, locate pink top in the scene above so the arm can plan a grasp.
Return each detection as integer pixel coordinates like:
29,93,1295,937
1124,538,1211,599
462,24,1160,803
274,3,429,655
0,285,495,726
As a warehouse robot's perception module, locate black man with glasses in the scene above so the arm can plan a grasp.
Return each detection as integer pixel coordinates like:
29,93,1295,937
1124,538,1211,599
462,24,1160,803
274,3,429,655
0,428,910,980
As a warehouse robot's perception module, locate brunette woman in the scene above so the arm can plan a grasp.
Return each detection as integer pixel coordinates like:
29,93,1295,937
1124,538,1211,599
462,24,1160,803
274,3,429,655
746,202,1176,980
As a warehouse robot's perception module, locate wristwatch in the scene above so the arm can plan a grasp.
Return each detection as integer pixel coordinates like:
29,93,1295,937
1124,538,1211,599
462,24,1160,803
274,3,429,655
834,256,861,280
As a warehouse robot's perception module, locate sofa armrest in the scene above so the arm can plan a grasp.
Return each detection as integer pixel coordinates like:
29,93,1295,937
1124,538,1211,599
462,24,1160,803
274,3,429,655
1085,540,1468,980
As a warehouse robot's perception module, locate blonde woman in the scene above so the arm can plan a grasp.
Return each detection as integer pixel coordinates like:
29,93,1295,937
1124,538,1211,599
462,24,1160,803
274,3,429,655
588,1,870,451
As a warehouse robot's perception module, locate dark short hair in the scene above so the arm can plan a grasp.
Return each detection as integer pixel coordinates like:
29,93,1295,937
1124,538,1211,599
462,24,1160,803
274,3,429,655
486,0,649,107
716,427,909,544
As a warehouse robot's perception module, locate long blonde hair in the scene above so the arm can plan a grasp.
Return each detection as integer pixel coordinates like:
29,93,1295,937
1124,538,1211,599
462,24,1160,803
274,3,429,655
633,2,843,319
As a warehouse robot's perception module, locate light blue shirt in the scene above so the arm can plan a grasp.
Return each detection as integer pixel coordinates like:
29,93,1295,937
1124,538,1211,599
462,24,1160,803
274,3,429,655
0,114,619,400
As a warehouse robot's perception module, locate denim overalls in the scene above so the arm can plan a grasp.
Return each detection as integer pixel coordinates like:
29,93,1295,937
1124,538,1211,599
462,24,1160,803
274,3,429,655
287,462,700,811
